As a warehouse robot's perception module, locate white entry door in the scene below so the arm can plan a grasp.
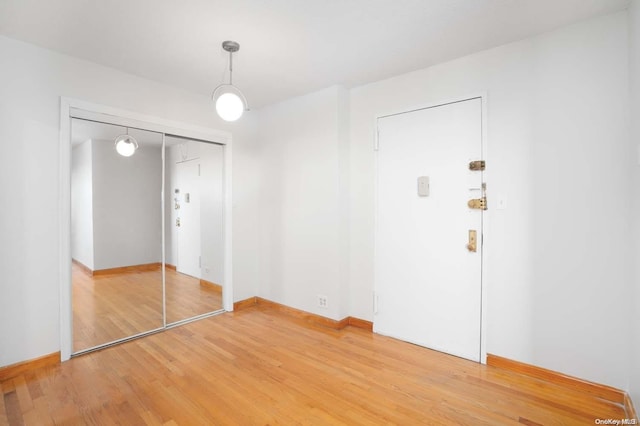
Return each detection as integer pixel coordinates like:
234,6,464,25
176,160,201,278
374,98,484,362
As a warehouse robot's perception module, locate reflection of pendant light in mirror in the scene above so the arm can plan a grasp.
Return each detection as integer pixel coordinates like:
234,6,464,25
212,41,249,122
114,128,139,157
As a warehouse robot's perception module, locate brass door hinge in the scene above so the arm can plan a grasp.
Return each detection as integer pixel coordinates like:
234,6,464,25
469,160,485,171
468,197,487,210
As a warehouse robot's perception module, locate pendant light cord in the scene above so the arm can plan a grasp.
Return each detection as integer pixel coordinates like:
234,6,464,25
229,50,233,86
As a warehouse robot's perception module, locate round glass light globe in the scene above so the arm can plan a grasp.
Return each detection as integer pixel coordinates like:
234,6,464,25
115,139,136,157
215,92,244,122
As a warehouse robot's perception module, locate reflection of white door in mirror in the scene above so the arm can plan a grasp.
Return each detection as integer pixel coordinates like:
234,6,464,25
176,160,202,279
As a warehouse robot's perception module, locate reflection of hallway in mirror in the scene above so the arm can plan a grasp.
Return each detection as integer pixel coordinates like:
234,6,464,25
165,266,223,324
72,262,163,352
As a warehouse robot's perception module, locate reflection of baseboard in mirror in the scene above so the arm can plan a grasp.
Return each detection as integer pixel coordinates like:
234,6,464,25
72,259,163,277
200,279,223,294
93,262,162,276
71,259,93,276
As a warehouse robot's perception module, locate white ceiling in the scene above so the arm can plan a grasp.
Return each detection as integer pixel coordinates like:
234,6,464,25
0,0,630,108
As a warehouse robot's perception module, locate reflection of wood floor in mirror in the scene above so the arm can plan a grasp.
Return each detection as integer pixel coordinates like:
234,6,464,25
72,262,223,352
165,268,223,324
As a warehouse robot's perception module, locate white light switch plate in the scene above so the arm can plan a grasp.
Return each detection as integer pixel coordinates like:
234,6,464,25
417,176,430,197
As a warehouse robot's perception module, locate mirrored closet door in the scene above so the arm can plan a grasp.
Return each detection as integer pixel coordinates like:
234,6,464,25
165,136,225,324
70,119,225,355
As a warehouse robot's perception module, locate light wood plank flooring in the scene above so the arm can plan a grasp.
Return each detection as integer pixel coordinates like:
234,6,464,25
2,305,629,425
73,263,222,351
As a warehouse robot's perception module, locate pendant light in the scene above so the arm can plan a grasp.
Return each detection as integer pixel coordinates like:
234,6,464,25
212,40,249,122
114,128,139,157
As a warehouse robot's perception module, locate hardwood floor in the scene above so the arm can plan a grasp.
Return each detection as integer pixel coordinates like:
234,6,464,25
72,263,222,352
2,305,630,425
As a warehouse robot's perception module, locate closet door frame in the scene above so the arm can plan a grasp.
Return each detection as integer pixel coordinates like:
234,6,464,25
59,97,234,362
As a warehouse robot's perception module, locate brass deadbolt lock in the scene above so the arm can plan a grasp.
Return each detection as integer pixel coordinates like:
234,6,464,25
469,160,485,171
468,197,488,210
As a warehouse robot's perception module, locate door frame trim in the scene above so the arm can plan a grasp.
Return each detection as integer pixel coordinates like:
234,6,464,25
59,97,234,361
373,93,488,364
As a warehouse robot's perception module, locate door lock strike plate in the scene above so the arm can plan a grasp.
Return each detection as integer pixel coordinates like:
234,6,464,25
468,197,487,210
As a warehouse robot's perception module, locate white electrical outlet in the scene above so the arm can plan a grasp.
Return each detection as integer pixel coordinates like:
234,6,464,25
317,295,328,309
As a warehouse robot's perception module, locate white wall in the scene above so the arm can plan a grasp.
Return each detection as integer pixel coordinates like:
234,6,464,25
349,12,631,389
0,35,259,367
91,139,162,270
529,14,630,391
629,0,640,406
256,86,350,320
70,140,94,269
